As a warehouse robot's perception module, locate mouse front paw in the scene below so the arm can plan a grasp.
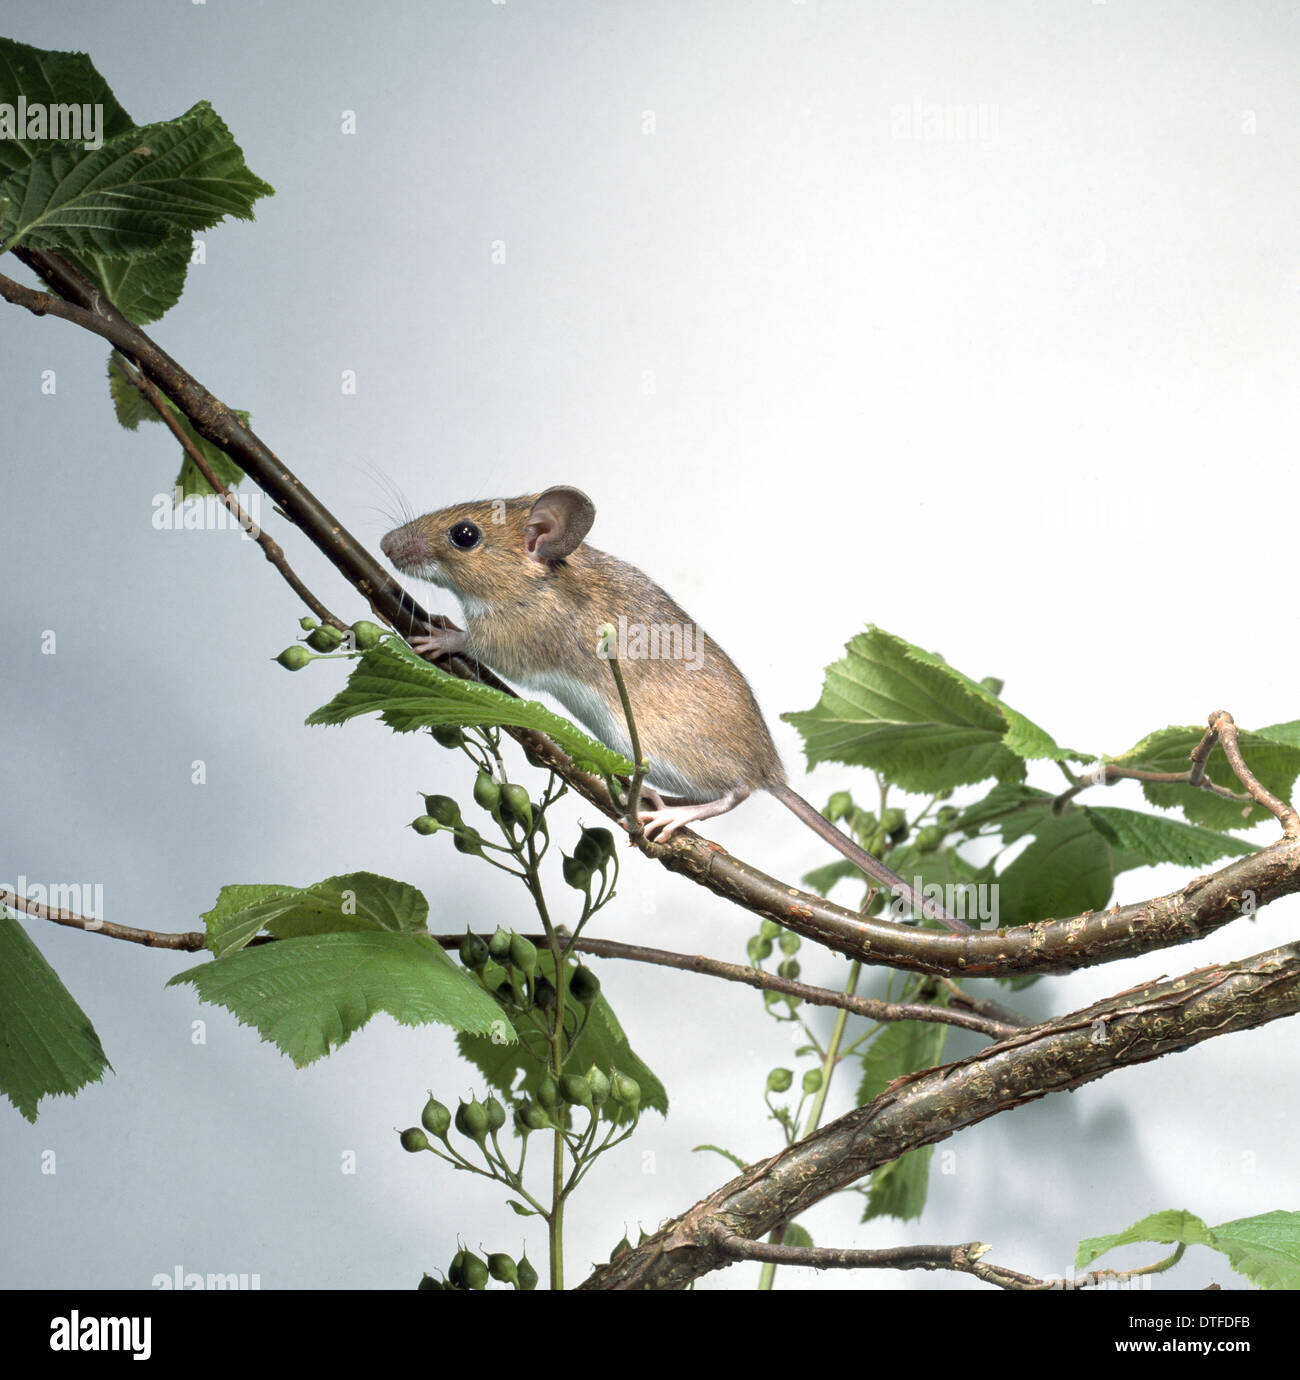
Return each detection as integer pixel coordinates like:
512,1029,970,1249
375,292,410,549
409,625,467,662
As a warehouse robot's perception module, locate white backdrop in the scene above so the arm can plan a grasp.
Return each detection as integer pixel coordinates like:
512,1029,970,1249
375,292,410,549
1,0,1297,1290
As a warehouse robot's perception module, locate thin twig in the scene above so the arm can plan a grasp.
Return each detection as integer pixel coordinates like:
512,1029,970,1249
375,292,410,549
1,889,206,950
1209,710,1300,839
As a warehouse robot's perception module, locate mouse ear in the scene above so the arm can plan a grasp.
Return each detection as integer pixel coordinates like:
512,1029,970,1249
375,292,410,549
524,486,595,562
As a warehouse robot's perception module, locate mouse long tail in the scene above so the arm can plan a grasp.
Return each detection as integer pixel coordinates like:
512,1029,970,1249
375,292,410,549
769,783,972,935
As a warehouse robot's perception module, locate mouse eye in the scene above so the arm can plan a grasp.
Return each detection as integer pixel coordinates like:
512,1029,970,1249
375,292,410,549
448,521,482,551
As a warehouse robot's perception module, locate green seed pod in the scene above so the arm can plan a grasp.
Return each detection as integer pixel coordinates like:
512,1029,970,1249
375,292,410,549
778,958,801,981
499,783,533,830
488,1253,519,1286
586,1065,611,1107
447,1250,466,1289
351,620,383,650
411,815,440,836
915,824,946,854
537,1074,560,1111
532,976,557,1011
746,935,773,965
516,1255,539,1291
461,1251,489,1291
306,624,345,652
473,770,501,814
508,933,538,980
417,1273,444,1290
880,807,907,835
453,827,485,856
936,805,959,827
488,926,512,962
979,676,1004,698
516,1101,552,1133
778,930,801,955
483,1095,507,1133
569,966,601,1005
573,826,614,869
824,790,853,823
610,1234,632,1262
562,855,593,891
758,919,781,941
459,931,489,970
802,1068,824,1095
423,795,463,827
766,1067,793,1094
560,1073,593,1109
455,1098,490,1142
421,1096,451,1138
400,1127,431,1153
275,645,312,671
610,1073,640,1106
299,616,319,632
430,723,466,750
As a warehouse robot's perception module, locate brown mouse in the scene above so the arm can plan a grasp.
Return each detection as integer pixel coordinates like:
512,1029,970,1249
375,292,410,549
381,485,969,934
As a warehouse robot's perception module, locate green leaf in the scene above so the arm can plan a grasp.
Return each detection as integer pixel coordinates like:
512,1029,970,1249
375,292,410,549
458,957,666,1121
1108,725,1300,831
1078,1208,1300,1290
202,873,431,956
783,627,1076,794
0,37,137,179
995,808,1114,926
1085,806,1255,870
168,931,512,1067
779,1222,814,1249
307,639,635,776
108,352,247,494
858,1015,948,1222
1210,1210,1300,1290
800,858,861,898
1,99,273,256
71,230,192,324
693,1143,750,1172
506,1199,538,1217
0,911,112,1121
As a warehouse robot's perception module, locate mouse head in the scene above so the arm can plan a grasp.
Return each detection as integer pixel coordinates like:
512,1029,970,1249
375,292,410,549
382,486,596,600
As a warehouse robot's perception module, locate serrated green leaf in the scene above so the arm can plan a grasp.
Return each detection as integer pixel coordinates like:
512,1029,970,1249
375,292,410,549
1,100,273,256
168,931,512,1067
996,808,1114,926
0,38,137,179
1077,1208,1300,1289
457,956,666,1121
1077,1209,1214,1270
308,639,635,775
1085,806,1254,869
782,627,1077,794
0,911,112,1121
202,872,431,956
70,230,192,324
1210,1210,1300,1290
1108,725,1300,832
693,1143,750,1172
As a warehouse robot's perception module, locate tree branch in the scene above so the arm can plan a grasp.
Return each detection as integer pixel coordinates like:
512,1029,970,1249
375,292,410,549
578,939,1300,1288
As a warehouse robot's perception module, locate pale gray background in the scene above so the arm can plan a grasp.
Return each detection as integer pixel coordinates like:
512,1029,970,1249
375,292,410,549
2,0,1297,1290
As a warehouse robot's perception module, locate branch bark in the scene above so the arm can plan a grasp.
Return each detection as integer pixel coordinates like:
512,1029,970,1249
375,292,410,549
579,939,1300,1289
